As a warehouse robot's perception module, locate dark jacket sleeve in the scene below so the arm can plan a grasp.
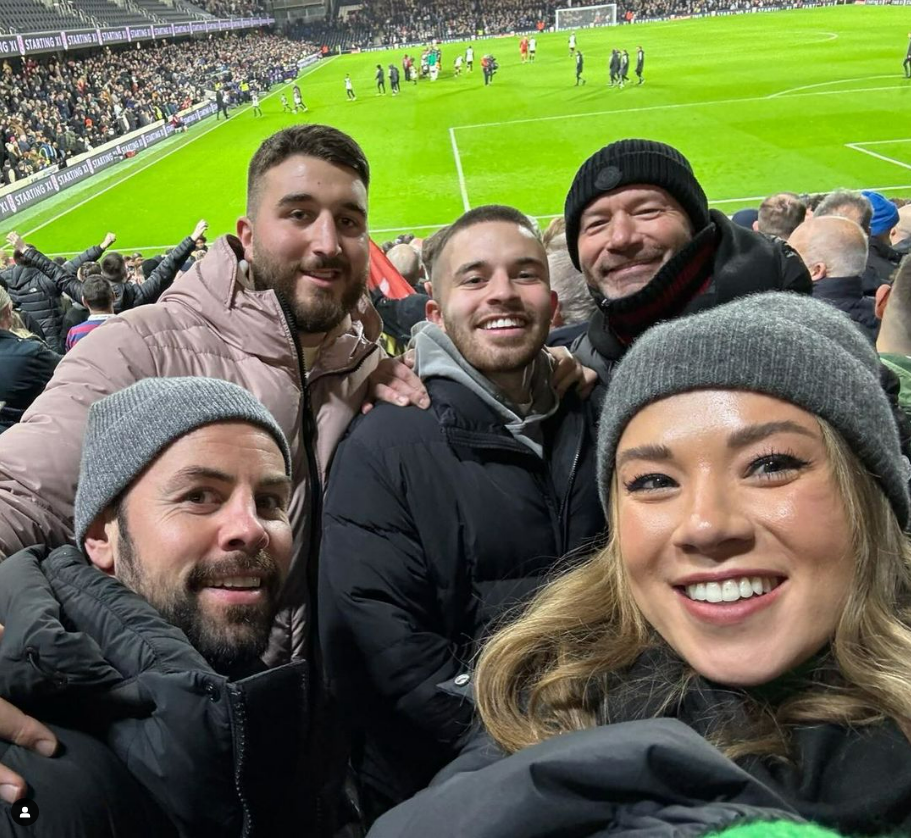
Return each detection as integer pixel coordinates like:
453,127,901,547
64,244,104,274
20,246,84,302
319,432,472,746
122,237,194,309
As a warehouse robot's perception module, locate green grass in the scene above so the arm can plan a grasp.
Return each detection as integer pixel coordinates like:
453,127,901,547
5,5,911,255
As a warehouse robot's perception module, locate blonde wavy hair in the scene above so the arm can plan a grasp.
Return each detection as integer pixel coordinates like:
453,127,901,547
476,419,911,759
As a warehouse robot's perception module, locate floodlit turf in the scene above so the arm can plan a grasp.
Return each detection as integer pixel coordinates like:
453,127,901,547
6,4,911,255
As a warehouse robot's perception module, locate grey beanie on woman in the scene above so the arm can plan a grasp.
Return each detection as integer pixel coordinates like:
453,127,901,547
597,292,910,528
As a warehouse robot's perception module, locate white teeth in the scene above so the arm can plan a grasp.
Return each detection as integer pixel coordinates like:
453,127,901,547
483,317,523,330
209,577,261,589
721,580,740,602
685,576,779,603
705,582,723,603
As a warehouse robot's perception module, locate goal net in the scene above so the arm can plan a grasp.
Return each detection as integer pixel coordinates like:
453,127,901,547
555,3,617,30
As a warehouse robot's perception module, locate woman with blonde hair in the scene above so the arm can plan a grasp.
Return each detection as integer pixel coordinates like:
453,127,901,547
368,292,911,838
0,284,59,433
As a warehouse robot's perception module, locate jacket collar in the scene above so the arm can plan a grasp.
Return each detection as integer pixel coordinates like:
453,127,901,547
811,274,864,300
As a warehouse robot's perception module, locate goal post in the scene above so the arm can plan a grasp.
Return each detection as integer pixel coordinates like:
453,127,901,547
555,3,617,30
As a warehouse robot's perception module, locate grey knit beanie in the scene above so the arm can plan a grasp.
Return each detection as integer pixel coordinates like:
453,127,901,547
597,292,910,528
564,139,711,271
74,377,293,546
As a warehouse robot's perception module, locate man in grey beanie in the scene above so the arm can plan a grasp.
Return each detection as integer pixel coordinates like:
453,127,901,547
557,138,812,388
0,378,317,835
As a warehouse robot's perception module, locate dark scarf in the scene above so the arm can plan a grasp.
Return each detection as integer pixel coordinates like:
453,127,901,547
587,221,718,355
593,647,911,836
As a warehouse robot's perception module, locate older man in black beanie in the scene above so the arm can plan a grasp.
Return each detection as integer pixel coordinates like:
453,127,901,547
559,139,812,385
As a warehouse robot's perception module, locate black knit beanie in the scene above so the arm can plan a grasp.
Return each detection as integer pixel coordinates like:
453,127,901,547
564,139,711,270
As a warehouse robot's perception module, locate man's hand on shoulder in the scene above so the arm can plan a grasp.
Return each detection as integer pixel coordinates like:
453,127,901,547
546,346,597,400
362,351,430,414
0,626,58,804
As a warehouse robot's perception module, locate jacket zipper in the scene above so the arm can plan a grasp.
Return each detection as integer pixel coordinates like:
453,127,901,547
274,291,329,834
558,408,586,551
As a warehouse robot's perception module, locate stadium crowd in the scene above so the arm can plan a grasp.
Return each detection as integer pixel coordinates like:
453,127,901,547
1,115,911,838
0,31,311,184
288,0,800,50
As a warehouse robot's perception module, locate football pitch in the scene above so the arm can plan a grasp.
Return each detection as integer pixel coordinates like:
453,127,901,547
5,4,911,255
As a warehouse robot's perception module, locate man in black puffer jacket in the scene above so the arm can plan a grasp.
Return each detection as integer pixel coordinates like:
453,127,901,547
0,377,310,837
320,205,605,823
1,230,116,352
553,139,812,390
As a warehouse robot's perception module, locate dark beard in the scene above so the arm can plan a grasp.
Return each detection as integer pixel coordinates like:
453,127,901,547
252,247,367,334
116,509,281,676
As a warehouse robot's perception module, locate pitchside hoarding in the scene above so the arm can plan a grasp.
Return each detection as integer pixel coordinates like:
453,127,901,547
1,17,274,57
0,101,220,221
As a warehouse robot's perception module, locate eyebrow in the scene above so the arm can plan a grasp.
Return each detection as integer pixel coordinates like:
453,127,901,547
277,192,366,218
453,256,545,276
726,421,817,449
164,466,292,492
616,421,817,468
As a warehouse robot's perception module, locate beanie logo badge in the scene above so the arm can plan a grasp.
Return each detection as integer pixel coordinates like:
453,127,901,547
595,166,622,192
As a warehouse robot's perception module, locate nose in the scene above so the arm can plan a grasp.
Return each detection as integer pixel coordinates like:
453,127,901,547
218,491,270,555
309,211,342,258
485,270,521,305
673,478,754,560
604,212,638,251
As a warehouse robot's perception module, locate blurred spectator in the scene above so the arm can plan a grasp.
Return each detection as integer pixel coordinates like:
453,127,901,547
65,275,115,352
2,230,112,352
0,284,59,433
788,216,878,342
755,192,806,240
547,248,596,342
876,254,911,417
891,205,911,256
862,190,903,286
386,243,422,287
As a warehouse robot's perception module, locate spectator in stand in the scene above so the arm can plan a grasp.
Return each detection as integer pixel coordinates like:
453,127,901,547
548,248,596,343
892,205,911,256
0,284,59,433
788,216,878,342
876,254,911,418
95,220,207,313
2,231,115,352
386,243,422,288
61,260,104,336
754,192,806,240
65,276,116,352
862,190,903,285
813,190,888,295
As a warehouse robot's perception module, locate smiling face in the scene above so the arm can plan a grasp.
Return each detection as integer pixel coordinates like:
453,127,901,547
577,185,694,299
237,154,369,336
614,390,854,687
86,422,293,674
427,220,556,380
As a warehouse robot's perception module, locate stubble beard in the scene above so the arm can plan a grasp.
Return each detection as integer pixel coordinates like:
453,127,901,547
252,244,367,335
115,509,282,675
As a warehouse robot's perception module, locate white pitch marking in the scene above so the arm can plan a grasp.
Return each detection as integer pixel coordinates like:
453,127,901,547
449,127,471,212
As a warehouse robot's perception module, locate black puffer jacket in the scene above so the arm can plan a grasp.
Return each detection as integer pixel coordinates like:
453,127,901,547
0,329,59,432
0,245,100,352
571,209,812,386
0,546,310,838
319,377,605,813
367,720,804,838
811,275,879,342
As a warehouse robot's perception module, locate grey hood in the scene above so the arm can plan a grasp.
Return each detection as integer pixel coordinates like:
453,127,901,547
412,322,558,457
